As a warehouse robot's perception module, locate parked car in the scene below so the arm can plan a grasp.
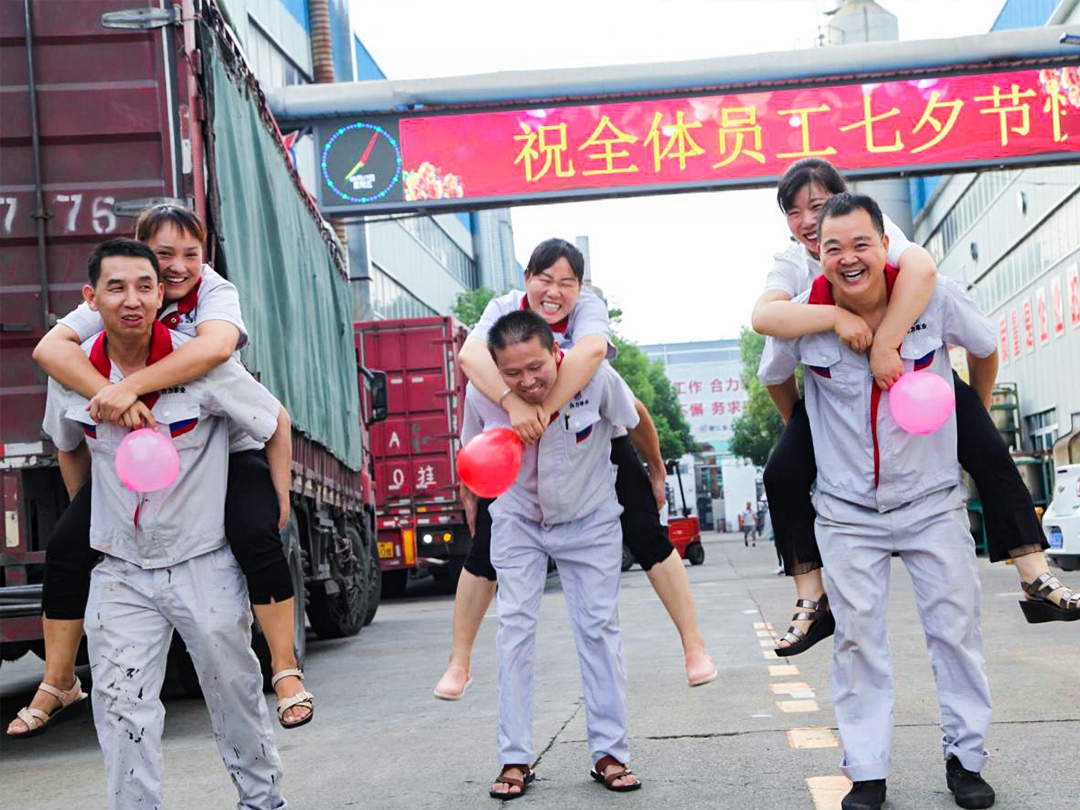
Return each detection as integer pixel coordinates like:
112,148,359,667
1042,464,1080,572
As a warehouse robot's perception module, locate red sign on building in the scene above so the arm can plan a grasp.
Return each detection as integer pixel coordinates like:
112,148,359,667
317,66,1080,215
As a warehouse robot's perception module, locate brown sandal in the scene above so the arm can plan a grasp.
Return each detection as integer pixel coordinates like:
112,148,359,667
1020,573,1080,623
590,755,642,792
489,764,534,800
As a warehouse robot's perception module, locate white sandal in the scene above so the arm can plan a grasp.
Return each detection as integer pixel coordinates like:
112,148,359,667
6,677,88,739
271,668,314,729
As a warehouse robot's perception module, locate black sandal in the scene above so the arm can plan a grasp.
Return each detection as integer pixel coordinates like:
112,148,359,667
774,593,836,657
1019,573,1080,623
489,764,534,800
590,755,642,792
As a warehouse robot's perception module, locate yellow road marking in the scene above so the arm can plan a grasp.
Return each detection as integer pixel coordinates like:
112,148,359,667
753,622,774,630
776,699,820,713
768,664,800,677
756,629,776,638
762,650,779,659
760,639,778,647
787,727,839,749
771,681,812,695
807,775,852,810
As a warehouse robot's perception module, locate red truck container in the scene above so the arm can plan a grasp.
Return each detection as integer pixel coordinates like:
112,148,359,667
0,0,384,684
355,317,472,596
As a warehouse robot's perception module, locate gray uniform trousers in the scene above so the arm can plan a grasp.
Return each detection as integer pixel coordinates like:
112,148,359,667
86,547,286,810
490,499,628,768
813,485,991,782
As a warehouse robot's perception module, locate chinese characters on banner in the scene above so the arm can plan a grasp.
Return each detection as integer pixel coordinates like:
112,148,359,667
1022,299,1035,353
1036,287,1049,346
1011,308,1022,359
387,67,1080,212
664,360,747,446
998,314,1011,365
994,263,1078,368
1070,264,1080,327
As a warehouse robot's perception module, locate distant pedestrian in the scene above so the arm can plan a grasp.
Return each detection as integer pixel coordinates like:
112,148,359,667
740,502,756,546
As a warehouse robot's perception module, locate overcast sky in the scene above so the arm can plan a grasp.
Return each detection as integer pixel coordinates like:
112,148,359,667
352,0,1006,343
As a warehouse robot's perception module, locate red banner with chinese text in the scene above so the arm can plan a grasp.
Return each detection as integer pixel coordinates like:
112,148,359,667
391,67,1078,207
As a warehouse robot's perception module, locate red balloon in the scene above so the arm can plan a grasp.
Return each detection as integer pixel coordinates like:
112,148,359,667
457,427,523,497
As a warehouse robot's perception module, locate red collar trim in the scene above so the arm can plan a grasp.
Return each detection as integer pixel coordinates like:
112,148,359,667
89,320,174,409
520,294,569,333
173,278,201,314
808,264,899,306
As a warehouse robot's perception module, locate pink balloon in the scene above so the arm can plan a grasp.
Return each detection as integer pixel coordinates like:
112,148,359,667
888,370,955,435
115,428,180,492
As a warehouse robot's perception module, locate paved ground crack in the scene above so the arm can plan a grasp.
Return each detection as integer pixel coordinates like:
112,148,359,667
533,700,585,769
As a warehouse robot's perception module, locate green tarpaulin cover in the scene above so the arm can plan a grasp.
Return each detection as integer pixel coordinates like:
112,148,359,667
203,25,362,470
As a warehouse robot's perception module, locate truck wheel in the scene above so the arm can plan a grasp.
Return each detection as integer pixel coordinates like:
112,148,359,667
687,542,705,566
381,569,409,599
364,530,381,626
621,545,635,572
306,523,369,639
253,515,308,690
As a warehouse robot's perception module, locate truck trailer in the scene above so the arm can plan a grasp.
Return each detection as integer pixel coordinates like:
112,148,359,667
0,0,385,684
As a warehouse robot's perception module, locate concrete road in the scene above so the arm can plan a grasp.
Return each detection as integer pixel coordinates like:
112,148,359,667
2,531,1078,809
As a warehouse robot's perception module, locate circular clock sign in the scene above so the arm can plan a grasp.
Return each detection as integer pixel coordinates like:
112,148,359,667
321,122,402,204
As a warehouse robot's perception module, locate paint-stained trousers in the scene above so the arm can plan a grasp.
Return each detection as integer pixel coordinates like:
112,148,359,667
86,547,286,810
490,499,628,768
814,486,991,783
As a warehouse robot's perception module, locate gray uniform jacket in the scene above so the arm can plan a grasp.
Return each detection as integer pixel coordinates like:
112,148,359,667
472,289,617,359
43,328,282,569
758,272,997,513
461,362,639,526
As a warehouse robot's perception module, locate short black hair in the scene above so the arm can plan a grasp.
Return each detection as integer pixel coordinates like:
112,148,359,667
134,203,207,245
88,238,161,287
487,310,556,361
525,238,585,283
776,158,848,213
817,193,886,241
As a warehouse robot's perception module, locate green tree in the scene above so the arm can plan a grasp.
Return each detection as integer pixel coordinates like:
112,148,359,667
730,326,793,466
610,332,694,460
452,287,497,328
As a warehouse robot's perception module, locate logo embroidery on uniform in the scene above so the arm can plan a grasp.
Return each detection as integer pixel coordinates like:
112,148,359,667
908,322,927,333
159,386,187,394
169,418,198,438
913,349,935,370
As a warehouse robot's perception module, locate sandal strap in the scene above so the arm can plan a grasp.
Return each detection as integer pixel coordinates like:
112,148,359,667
276,690,314,716
780,626,807,645
595,754,635,785
271,668,304,688
37,678,84,707
16,706,49,730
494,764,531,789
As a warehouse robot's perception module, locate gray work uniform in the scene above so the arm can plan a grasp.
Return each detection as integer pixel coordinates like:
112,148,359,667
59,265,262,453
461,363,639,768
759,273,998,782
44,327,286,810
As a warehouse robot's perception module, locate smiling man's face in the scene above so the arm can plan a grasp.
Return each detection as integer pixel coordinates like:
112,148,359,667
84,255,164,340
820,207,890,306
492,336,559,405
